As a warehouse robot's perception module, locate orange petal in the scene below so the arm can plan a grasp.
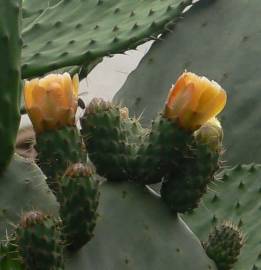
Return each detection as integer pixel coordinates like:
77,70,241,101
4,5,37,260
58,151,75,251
27,107,44,133
24,79,39,109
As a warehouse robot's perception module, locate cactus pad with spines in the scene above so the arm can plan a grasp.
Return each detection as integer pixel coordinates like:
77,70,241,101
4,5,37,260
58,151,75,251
21,0,192,78
113,0,261,165
0,0,22,174
59,163,100,252
16,211,64,270
183,164,261,270
36,126,85,193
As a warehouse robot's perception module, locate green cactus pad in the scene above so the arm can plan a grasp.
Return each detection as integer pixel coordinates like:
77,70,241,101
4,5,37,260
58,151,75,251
21,0,192,78
36,126,85,193
80,99,144,182
66,181,217,270
113,0,261,164
16,211,64,270
59,163,100,252
204,222,244,270
0,0,22,174
183,164,261,270
0,155,58,237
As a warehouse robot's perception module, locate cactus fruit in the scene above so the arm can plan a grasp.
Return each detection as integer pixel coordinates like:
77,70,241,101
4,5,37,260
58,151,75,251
135,116,193,185
204,222,244,270
59,163,100,252
80,98,144,182
21,0,193,78
23,73,85,193
160,117,222,213
16,211,64,270
0,0,22,174
36,126,85,193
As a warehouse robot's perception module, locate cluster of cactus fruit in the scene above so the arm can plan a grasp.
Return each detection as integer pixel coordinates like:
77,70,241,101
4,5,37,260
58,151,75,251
0,0,258,270
0,71,244,270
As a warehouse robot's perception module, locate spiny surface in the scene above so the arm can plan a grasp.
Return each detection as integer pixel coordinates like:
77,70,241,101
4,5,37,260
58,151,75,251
183,164,261,270
36,126,85,193
59,163,100,251
21,0,192,78
80,99,144,181
16,211,64,270
114,0,261,164
204,222,243,270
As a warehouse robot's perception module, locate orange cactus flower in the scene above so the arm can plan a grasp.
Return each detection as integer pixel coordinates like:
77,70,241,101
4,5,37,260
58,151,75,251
164,72,227,131
24,73,79,134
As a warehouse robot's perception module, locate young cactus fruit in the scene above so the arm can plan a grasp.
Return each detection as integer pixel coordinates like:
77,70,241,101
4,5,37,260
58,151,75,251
80,98,144,182
160,118,223,213
16,211,64,270
159,72,226,213
204,222,244,270
58,163,100,252
24,73,85,193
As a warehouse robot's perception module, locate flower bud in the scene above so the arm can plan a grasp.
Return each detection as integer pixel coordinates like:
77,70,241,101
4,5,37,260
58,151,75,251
194,117,223,152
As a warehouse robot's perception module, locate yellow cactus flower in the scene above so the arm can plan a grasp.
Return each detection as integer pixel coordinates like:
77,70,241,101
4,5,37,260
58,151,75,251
164,72,227,131
24,73,79,134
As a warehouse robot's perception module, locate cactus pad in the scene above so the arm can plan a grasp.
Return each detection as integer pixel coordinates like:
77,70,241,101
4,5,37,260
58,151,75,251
0,155,58,237
66,181,217,270
0,0,22,174
183,164,261,270
113,0,261,164
21,0,192,78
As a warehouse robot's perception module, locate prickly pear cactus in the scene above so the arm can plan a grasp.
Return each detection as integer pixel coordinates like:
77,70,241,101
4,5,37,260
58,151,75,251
183,164,261,270
21,0,193,78
114,0,261,165
0,0,22,174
